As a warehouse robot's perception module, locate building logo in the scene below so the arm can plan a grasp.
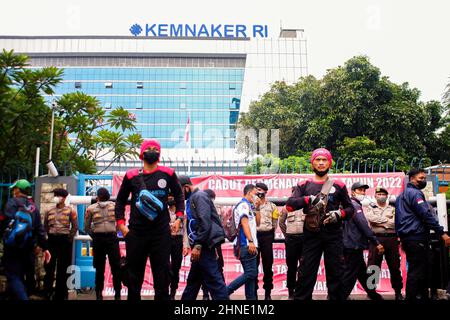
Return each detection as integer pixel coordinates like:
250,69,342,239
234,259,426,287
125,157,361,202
129,24,143,36
129,23,268,38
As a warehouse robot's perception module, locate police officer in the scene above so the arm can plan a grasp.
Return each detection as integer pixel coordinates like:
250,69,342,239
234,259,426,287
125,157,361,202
279,207,304,300
115,139,185,301
85,187,121,300
43,188,78,300
395,168,450,300
1,179,50,300
365,186,404,300
342,182,384,300
254,182,278,300
286,148,355,300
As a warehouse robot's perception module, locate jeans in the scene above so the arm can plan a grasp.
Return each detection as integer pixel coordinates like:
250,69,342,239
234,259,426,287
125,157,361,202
181,245,229,300
227,246,258,300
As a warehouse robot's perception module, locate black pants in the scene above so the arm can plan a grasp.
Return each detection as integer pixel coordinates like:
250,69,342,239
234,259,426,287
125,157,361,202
44,234,72,300
367,236,403,293
92,233,121,296
169,235,183,293
181,245,229,300
285,234,304,290
256,230,275,292
402,239,430,300
294,228,345,300
125,229,170,301
342,248,379,298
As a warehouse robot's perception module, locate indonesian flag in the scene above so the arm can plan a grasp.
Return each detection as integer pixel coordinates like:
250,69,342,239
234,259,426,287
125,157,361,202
184,116,190,143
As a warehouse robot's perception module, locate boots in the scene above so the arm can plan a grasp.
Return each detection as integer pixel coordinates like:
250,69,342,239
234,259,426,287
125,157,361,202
96,290,103,301
170,290,176,300
395,290,404,300
288,289,294,300
367,291,384,301
264,290,272,300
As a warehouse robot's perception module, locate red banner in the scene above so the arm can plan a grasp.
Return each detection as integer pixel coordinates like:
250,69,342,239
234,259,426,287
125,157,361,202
104,172,406,297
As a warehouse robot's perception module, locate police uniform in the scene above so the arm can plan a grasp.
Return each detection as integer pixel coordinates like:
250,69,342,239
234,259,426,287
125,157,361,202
365,187,403,298
255,201,278,298
85,201,121,300
43,205,78,300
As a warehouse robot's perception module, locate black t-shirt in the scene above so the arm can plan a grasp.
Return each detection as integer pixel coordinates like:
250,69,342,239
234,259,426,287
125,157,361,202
115,166,185,233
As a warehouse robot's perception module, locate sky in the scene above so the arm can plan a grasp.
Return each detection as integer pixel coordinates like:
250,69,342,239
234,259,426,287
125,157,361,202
1,0,449,102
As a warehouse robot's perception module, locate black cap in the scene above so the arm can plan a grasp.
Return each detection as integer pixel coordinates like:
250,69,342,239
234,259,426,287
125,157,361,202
97,187,111,201
351,182,370,191
53,188,69,197
374,186,389,194
178,175,192,186
255,182,268,192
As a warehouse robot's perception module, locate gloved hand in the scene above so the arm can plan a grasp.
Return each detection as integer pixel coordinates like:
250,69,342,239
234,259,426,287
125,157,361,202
323,210,342,225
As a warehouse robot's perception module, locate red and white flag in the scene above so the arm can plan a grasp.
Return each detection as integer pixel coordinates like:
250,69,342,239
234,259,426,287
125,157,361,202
184,116,190,143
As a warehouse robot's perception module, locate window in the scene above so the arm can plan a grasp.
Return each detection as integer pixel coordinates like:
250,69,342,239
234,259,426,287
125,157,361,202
74,82,82,89
136,102,143,109
105,82,113,89
179,82,187,90
104,103,112,109
229,83,236,90
180,103,186,109
137,82,144,89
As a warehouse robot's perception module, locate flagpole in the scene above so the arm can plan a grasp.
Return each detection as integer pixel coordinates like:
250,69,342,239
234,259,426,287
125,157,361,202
187,112,191,175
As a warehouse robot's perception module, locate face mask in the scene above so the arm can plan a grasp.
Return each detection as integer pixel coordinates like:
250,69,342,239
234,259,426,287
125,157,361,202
417,180,427,190
354,194,365,202
313,168,329,177
143,150,160,164
167,199,176,206
376,196,388,204
53,196,63,204
256,192,266,199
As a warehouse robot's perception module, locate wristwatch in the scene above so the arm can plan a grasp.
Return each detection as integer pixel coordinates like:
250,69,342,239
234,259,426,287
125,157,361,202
248,239,254,243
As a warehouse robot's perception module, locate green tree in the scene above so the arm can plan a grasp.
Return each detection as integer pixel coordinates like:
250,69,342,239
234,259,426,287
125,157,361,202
52,92,142,174
0,50,142,176
239,55,449,169
0,49,63,174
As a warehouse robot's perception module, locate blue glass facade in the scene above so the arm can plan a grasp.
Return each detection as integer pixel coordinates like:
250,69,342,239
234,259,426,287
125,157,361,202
49,66,245,148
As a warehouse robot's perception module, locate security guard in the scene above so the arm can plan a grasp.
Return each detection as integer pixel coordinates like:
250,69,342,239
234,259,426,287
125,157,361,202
395,168,450,300
279,207,304,300
254,182,279,300
85,187,121,300
43,188,78,300
365,186,404,300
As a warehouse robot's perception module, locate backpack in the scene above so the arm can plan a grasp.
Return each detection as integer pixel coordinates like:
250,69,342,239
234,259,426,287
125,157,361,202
4,200,35,248
223,200,245,242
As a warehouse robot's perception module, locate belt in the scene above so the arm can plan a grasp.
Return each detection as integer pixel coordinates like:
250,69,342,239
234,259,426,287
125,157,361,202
375,233,397,238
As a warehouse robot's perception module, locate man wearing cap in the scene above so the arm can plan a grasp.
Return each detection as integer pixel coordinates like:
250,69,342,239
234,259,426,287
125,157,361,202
85,187,121,300
254,182,279,300
395,168,450,300
342,182,384,300
115,139,185,300
43,188,78,300
1,179,50,300
365,186,404,300
180,177,229,300
286,148,354,300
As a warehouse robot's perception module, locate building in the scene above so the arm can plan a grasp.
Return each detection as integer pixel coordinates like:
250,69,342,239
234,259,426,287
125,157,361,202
0,27,307,174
